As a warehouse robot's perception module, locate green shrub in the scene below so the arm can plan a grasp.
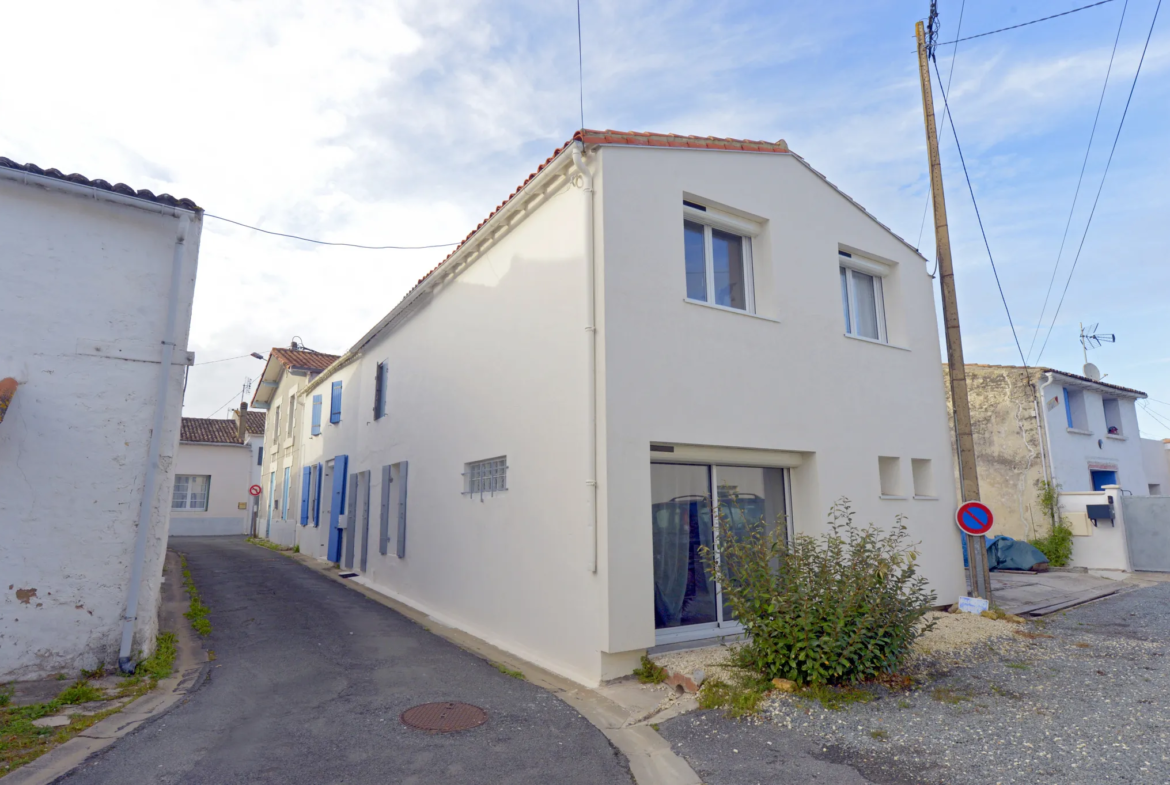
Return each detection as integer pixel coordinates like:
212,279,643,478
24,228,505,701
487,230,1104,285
57,682,103,705
700,498,936,687
136,632,178,681
1029,481,1073,567
632,655,667,684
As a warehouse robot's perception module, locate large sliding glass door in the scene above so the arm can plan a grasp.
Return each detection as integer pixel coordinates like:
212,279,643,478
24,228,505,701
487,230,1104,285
652,462,788,644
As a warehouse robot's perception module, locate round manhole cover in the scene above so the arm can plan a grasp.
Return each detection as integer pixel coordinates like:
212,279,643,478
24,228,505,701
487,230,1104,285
400,702,488,733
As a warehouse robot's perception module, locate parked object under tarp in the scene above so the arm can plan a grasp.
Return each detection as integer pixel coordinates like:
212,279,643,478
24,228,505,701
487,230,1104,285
963,534,1049,572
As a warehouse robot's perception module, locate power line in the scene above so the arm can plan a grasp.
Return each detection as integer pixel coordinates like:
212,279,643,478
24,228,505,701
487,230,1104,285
1033,0,1161,365
936,0,1118,46
193,353,253,366
1140,401,1170,433
931,56,1031,370
206,387,247,419
1026,0,1129,364
204,213,460,250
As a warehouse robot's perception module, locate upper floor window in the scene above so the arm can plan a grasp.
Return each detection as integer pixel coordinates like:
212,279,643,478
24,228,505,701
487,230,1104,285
1063,387,1088,431
272,405,281,441
683,201,756,313
840,252,887,343
373,362,387,420
287,392,296,437
330,380,343,424
464,456,508,497
1103,397,1123,436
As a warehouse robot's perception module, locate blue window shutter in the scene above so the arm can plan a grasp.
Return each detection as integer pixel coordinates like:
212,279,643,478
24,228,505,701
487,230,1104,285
311,395,322,436
374,362,385,420
300,467,311,526
379,464,392,555
396,461,409,559
257,445,263,466
330,381,343,424
313,463,323,526
1063,387,1073,428
327,455,349,562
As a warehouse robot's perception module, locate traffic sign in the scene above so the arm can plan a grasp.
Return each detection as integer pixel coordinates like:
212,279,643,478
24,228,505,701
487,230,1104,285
249,484,263,497
956,501,993,536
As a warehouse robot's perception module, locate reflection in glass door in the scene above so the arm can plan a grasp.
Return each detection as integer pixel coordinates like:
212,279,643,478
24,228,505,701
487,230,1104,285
652,462,788,643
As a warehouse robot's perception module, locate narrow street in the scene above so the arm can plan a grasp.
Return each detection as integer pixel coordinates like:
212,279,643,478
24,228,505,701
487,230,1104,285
61,537,632,785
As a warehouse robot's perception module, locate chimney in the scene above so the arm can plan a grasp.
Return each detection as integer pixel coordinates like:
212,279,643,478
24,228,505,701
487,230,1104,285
237,402,248,443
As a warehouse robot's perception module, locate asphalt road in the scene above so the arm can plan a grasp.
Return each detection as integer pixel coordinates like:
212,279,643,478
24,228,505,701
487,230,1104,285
62,537,632,785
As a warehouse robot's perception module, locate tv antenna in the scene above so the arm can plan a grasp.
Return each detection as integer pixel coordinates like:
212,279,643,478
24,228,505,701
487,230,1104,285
1079,323,1115,381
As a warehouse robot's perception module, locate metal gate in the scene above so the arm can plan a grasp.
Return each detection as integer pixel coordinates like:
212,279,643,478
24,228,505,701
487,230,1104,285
1123,496,1170,572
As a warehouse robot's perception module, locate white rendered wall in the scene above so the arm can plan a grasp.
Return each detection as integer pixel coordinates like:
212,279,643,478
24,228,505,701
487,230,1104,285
1062,488,1131,571
595,146,966,656
170,442,253,536
258,371,311,545
0,177,200,680
1140,438,1170,494
1040,378,1149,495
300,170,602,684
297,362,361,559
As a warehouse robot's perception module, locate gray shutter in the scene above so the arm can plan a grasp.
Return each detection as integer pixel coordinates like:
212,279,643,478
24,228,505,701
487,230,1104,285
379,464,392,555
359,471,371,573
344,472,358,569
396,461,409,559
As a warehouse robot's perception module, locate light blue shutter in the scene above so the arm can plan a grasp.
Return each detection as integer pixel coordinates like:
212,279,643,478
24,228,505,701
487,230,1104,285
327,455,348,563
379,464,392,555
311,395,322,436
313,463,323,526
396,461,409,559
300,466,311,525
1063,388,1073,428
330,381,343,424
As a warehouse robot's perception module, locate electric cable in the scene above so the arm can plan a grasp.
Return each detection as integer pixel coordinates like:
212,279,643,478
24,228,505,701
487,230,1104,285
205,387,248,419
931,56,1031,371
193,353,252,366
1033,0,1161,365
936,0,1118,46
204,213,460,250
917,0,965,262
1026,0,1129,363
1139,401,1170,433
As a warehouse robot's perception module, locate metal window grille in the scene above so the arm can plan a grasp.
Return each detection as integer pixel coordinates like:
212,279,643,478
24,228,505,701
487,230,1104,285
463,457,508,497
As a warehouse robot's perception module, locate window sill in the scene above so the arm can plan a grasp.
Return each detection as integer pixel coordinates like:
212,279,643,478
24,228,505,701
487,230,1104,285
684,298,781,324
913,495,939,501
879,494,908,501
843,333,910,351
1066,428,1093,436
1105,434,1127,441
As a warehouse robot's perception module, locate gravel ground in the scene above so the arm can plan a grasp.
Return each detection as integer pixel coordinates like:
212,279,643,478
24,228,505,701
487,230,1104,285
660,582,1170,785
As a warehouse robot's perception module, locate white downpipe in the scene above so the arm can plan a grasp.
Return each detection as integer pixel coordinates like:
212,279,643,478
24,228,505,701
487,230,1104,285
1037,372,1058,489
118,215,189,673
571,143,598,574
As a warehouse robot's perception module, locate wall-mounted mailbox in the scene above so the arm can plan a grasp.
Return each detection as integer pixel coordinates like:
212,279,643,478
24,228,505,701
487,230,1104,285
1086,504,1115,527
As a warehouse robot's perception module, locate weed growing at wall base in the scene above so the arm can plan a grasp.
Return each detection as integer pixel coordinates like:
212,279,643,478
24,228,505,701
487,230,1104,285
179,554,211,636
1029,481,1073,567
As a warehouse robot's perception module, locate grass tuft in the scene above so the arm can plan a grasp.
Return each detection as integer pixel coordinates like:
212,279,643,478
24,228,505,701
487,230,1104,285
632,655,667,685
797,684,874,711
493,663,525,680
179,555,212,636
697,674,773,719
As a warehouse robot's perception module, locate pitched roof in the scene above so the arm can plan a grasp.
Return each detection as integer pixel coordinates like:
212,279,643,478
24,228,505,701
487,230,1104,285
181,417,243,445
269,348,340,372
240,410,266,434
961,363,1147,398
0,157,200,211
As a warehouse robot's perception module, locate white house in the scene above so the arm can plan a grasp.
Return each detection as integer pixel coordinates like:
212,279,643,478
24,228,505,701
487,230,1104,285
289,130,965,686
0,157,201,679
170,408,265,536
250,344,340,547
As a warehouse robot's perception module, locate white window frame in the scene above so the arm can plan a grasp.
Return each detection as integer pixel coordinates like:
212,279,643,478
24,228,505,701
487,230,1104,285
172,474,211,511
839,252,888,344
683,202,758,314
463,456,508,498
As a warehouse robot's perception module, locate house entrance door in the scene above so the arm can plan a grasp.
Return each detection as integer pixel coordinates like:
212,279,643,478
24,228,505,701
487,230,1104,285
651,462,789,645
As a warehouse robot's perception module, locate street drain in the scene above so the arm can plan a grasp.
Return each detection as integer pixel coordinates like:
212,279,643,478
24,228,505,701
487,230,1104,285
400,702,488,733
338,572,359,579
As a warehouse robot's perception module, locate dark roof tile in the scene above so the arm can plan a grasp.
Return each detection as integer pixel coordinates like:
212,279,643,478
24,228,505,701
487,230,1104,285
269,347,341,373
181,418,243,444
0,156,200,211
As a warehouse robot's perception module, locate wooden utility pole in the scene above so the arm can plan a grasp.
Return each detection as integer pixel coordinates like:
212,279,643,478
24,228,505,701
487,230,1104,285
916,16,992,601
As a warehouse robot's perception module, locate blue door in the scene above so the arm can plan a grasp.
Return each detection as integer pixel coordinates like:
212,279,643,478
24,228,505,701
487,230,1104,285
328,455,349,563
1091,470,1118,491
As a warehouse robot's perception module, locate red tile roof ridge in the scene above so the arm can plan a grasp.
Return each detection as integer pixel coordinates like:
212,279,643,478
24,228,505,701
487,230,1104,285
0,156,200,211
181,417,244,444
269,347,341,372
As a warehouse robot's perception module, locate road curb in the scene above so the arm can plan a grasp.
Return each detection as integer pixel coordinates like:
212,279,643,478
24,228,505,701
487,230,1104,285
285,551,701,785
1,551,209,785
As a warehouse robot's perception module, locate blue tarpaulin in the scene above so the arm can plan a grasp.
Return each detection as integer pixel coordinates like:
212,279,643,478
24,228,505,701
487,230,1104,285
963,534,1049,571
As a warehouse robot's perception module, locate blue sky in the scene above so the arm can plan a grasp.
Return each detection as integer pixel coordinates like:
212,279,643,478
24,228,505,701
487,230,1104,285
2,0,1167,434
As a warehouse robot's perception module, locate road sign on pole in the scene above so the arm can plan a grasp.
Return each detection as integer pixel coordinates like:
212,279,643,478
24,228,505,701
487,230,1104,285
249,484,263,497
956,501,994,537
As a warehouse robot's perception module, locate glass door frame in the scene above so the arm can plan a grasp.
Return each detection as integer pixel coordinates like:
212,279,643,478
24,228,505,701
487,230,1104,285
653,462,794,646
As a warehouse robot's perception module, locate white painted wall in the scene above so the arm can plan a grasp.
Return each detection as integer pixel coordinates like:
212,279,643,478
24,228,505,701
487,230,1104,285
1062,488,1131,571
170,442,253,536
257,370,311,546
1140,438,1170,494
1038,373,1149,495
0,173,201,680
595,146,966,657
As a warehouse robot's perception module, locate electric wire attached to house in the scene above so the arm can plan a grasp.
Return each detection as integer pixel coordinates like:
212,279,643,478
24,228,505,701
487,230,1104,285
203,213,460,250
1031,0,1162,365
935,0,1119,46
1025,0,1129,364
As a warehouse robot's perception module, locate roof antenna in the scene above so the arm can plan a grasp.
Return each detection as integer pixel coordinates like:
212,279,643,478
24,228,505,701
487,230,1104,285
576,0,585,131
1079,322,1115,381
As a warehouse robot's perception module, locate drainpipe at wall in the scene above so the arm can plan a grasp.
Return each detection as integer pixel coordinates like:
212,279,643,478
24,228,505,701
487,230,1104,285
1037,372,1057,489
118,215,190,673
571,143,599,574
1031,374,1051,487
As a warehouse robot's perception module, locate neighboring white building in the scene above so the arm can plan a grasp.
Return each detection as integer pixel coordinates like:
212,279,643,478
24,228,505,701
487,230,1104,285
291,129,966,686
1142,438,1170,497
0,157,201,679
250,344,340,547
170,409,266,536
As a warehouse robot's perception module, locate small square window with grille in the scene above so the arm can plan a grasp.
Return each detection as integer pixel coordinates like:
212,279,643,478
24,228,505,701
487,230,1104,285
464,457,508,497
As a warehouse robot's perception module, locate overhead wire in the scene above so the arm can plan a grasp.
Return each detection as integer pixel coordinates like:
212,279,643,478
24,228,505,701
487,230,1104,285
1139,401,1170,433
204,213,460,250
1032,0,1162,365
930,56,1031,371
205,387,248,419
1026,0,1129,363
936,0,1119,45
194,353,253,366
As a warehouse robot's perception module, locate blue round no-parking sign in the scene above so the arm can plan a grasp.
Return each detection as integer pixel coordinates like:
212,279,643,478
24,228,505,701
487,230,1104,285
956,501,994,536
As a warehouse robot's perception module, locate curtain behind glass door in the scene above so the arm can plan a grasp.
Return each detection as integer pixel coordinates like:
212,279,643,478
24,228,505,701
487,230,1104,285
651,463,716,629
